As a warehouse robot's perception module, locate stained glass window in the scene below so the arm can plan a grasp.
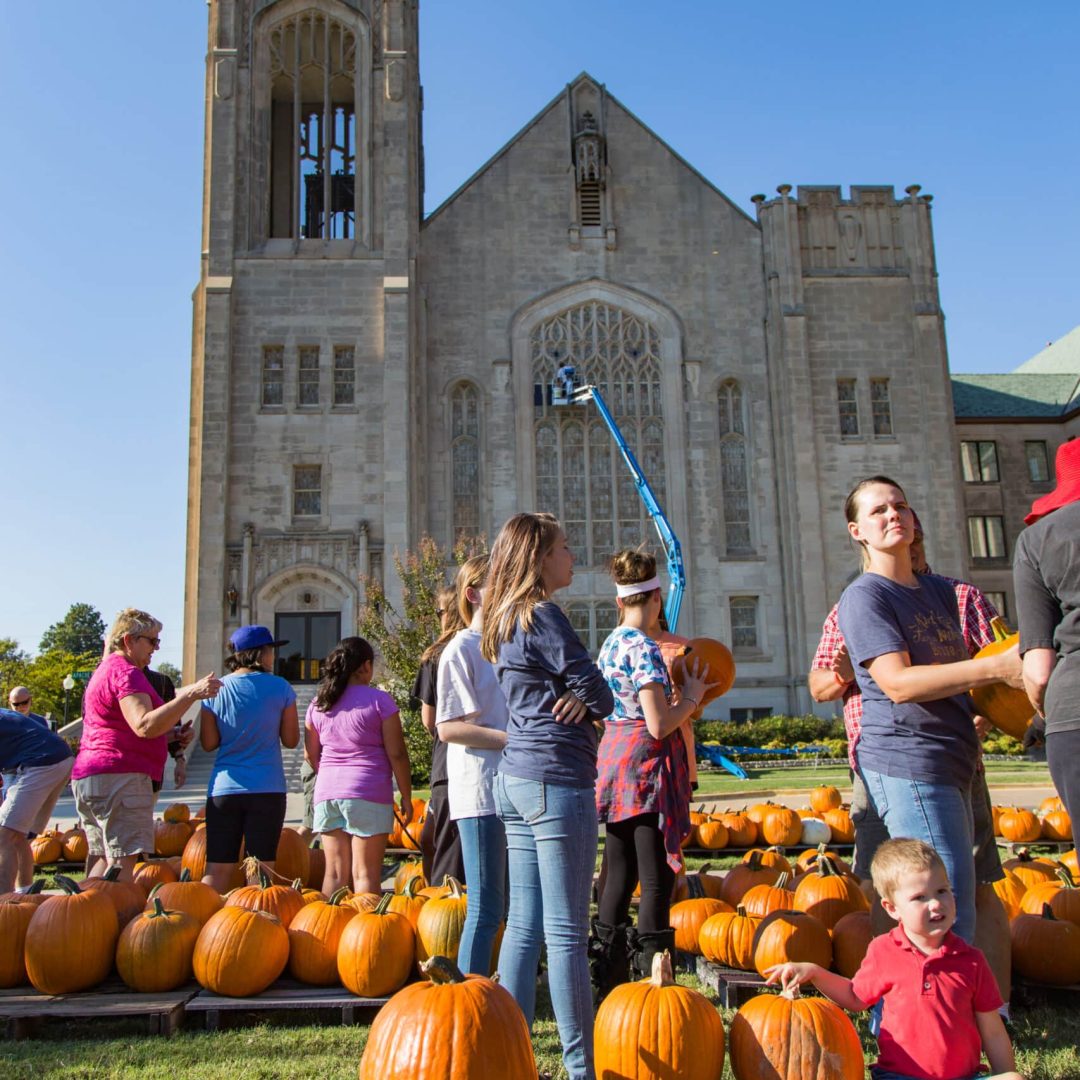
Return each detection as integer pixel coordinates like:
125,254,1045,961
718,379,751,554
451,383,481,539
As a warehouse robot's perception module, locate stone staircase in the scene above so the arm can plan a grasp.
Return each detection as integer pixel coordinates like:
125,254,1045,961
164,685,315,800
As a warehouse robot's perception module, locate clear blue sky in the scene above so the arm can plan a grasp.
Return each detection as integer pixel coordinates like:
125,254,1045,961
1,2,1075,672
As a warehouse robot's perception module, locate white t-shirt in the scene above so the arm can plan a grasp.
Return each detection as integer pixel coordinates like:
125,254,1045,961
435,627,509,820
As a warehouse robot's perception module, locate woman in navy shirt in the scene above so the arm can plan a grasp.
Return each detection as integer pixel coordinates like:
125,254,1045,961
837,476,1022,942
481,512,614,1080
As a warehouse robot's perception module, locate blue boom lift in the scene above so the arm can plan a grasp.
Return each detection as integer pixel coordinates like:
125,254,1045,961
551,365,686,632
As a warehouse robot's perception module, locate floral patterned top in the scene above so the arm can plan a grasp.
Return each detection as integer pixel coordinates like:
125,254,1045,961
595,627,690,871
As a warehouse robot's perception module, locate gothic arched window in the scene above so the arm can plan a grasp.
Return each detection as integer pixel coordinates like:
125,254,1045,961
451,382,481,540
268,11,358,239
718,379,752,555
532,302,665,567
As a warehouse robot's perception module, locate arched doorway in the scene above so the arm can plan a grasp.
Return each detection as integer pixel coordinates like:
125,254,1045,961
274,611,342,684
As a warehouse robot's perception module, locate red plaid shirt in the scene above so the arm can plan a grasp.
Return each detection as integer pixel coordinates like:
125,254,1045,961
811,576,999,769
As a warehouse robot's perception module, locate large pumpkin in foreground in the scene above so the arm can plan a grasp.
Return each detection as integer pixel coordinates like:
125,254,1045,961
671,638,736,706
728,987,864,1080
594,951,725,1080
358,956,537,1080
24,875,119,994
193,906,289,996
969,618,1034,740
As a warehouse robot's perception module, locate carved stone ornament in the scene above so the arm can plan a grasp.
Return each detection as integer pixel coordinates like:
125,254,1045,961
838,213,863,263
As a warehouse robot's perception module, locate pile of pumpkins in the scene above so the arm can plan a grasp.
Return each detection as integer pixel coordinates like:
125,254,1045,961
671,847,872,983
29,823,88,866
686,786,855,851
993,796,1073,844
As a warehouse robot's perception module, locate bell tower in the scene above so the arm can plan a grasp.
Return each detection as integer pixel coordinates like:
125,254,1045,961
184,0,422,682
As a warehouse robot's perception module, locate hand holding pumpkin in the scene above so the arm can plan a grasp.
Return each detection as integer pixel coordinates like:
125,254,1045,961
678,656,720,709
396,794,413,826
984,642,1023,690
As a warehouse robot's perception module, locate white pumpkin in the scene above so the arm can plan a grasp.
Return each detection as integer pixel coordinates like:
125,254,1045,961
800,817,832,846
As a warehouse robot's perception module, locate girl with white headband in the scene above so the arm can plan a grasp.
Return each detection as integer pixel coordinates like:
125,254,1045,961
590,549,715,998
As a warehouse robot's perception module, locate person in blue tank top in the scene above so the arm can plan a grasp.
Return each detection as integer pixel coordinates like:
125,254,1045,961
200,625,299,890
480,512,614,1080
837,477,1022,943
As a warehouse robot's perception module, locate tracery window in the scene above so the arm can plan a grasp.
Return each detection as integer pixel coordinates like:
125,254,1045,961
566,601,619,656
730,596,759,652
718,379,752,554
532,302,666,567
451,383,481,540
269,12,358,239
333,346,355,406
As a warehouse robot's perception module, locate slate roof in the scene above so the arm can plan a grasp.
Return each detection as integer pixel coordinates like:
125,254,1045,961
952,324,1080,419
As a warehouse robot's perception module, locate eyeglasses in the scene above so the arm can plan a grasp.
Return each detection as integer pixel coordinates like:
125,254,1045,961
11,699,30,708
138,636,162,648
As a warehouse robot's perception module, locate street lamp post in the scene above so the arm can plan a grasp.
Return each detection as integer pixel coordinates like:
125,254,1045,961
62,674,75,728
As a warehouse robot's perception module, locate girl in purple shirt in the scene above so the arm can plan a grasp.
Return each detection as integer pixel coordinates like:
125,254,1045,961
304,636,412,896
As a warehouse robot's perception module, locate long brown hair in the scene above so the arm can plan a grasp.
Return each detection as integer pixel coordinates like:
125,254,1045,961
480,512,563,663
455,554,490,628
420,585,465,665
313,636,375,711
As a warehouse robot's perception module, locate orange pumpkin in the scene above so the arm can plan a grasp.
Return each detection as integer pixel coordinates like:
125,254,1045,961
132,859,179,896
149,869,224,927
383,875,430,930
394,858,427,894
80,866,147,929
24,875,120,994
0,894,40,987
671,638,736,706
822,807,856,844
1060,849,1080,880
740,873,795,920
1019,868,1080,927
673,864,726,902
288,887,357,985
969,618,1034,740
416,876,469,969
60,826,88,863
810,785,843,814
1004,850,1059,889
162,803,191,824
698,904,760,971
795,844,851,875
728,986,864,1080
831,909,873,979
154,819,192,857
696,819,730,851
1043,809,1073,842
743,847,792,873
306,842,326,890
1040,795,1066,817
594,951,726,1079
671,897,733,954
751,909,833,977
760,806,802,848
338,892,416,997
226,866,306,929
792,855,869,930
721,851,786,907
999,807,1042,844
1011,904,1080,986
357,956,537,1080
193,906,289,996
116,897,201,992
713,811,758,849
275,827,311,884
991,869,1028,921
30,834,62,865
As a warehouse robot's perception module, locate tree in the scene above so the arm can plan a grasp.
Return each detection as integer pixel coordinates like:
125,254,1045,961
357,535,486,784
39,603,106,656
156,661,182,686
24,648,99,724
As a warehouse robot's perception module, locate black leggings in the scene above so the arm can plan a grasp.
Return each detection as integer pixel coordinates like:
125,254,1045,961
204,792,287,863
598,813,675,933
1047,729,1080,827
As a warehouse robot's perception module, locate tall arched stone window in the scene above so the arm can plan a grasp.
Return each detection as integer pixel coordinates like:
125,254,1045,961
267,10,359,240
451,382,481,540
718,379,752,555
532,302,666,567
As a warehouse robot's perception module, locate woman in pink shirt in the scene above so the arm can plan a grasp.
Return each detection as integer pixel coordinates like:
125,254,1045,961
304,636,412,896
72,608,221,880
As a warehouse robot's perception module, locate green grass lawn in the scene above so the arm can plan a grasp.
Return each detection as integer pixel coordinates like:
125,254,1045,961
2,979,1077,1079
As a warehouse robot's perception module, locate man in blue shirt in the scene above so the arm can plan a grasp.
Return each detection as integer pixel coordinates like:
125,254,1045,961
0,706,74,892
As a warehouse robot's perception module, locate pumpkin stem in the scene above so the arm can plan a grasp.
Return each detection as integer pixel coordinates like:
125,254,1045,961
990,615,1012,643
780,984,802,1000
23,879,45,895
403,876,424,900
179,868,192,882
148,897,169,919
444,876,465,899
291,877,304,891
103,865,122,882
687,873,706,900
1041,903,1058,920
147,882,163,901
53,874,82,895
816,854,840,877
736,904,748,918
420,955,468,984
373,891,395,915
650,950,676,987
328,887,351,906
1057,866,1076,889
775,872,791,890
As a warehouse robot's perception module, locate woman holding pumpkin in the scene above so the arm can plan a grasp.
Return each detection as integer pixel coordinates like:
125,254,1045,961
837,476,1022,943
591,549,715,997
481,512,614,1080
305,636,413,896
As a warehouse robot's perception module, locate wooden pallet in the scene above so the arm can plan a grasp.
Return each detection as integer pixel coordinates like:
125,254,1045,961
694,958,767,1007
0,981,195,1040
184,979,389,1031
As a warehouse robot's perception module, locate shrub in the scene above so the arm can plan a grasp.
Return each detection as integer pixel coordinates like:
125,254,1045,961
694,714,847,750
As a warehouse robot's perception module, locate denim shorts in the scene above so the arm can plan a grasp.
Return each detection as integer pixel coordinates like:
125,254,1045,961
314,796,393,837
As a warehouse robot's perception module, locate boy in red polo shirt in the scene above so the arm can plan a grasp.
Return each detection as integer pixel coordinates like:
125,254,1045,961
765,838,1023,1080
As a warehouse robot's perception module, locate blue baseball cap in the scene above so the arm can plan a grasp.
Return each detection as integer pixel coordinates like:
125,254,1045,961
229,625,289,651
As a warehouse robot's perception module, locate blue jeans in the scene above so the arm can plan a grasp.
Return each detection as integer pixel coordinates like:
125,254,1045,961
860,768,976,943
456,813,507,976
495,773,598,1080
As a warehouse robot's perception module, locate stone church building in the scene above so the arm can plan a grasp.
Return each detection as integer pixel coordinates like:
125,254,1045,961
184,0,1077,718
